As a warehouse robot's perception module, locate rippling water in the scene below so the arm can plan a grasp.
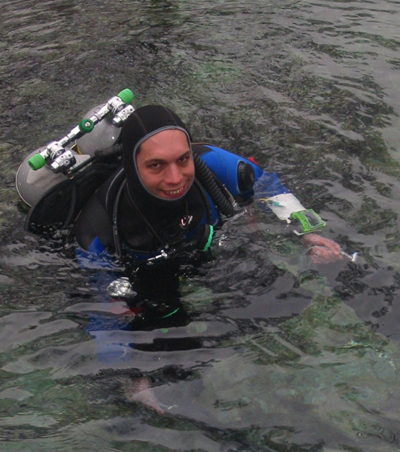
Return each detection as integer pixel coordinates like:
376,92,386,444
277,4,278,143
2,0,400,450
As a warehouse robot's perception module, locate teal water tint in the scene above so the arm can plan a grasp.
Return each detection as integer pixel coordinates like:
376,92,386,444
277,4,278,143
2,0,400,450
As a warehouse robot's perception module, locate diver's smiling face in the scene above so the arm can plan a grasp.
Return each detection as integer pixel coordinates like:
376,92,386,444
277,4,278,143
136,129,195,200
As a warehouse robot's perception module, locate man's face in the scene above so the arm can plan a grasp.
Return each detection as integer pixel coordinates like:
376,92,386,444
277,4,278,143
136,129,195,200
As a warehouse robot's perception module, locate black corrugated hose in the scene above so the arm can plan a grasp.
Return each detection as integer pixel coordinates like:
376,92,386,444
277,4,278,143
193,152,234,217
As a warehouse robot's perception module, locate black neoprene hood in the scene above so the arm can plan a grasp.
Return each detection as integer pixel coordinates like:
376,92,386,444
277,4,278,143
121,105,193,202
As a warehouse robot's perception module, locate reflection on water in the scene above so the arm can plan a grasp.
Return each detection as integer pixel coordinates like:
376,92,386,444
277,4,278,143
2,0,400,450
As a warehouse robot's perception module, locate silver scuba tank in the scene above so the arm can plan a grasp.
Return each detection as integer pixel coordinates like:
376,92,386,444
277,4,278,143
15,89,134,208
75,104,123,156
16,147,90,207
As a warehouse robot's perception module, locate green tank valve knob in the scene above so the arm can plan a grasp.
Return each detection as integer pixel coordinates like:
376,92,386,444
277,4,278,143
79,118,94,133
117,88,134,104
28,154,46,171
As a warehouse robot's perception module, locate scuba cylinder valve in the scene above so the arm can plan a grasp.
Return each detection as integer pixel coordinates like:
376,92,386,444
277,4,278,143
28,88,135,174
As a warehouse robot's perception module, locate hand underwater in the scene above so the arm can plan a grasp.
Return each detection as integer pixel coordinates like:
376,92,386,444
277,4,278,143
302,233,343,265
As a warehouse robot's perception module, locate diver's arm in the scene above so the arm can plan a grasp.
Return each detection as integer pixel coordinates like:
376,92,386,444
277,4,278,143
301,233,343,264
195,144,306,214
196,145,342,264
256,180,343,263
253,174,342,263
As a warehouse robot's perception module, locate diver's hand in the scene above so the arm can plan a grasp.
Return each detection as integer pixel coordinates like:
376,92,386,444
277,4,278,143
302,233,343,264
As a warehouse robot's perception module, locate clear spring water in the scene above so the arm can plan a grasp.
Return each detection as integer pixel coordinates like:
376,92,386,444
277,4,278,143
2,0,400,450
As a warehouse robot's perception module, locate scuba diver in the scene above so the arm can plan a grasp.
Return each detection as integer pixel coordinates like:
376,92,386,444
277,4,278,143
70,104,343,394
16,97,344,411
73,104,342,267
16,95,344,326
16,95,343,311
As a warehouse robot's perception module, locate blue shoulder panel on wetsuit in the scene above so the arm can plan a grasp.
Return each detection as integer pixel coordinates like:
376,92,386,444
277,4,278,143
200,145,291,199
199,145,264,196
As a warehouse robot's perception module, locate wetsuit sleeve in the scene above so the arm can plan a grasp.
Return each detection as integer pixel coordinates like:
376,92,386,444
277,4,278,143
195,145,306,221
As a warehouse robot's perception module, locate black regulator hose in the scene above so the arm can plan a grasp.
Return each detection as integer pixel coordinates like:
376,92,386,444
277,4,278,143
193,152,234,217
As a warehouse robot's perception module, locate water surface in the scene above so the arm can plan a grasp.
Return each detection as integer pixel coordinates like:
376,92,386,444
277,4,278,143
2,0,400,450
